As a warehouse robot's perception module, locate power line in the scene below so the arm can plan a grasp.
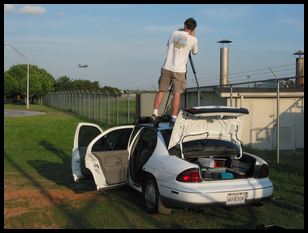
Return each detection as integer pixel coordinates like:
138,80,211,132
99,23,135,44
125,63,296,90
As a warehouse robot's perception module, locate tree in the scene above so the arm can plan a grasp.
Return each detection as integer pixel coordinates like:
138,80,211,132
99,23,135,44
54,76,72,91
5,64,28,97
53,76,123,95
101,85,122,94
5,64,55,104
4,72,17,96
72,79,101,91
29,66,54,104
4,72,19,101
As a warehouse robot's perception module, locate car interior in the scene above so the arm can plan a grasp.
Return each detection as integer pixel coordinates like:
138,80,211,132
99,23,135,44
90,128,133,185
129,128,157,184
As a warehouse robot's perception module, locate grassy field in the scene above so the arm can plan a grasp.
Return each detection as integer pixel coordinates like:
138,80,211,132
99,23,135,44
4,104,304,229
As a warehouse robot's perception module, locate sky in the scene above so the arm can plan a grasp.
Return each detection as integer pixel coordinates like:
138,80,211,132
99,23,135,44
4,4,304,90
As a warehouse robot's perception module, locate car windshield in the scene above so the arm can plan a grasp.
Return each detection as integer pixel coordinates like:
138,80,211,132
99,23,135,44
169,139,240,158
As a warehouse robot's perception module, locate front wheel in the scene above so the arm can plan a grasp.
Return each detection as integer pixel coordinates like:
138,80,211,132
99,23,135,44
142,175,159,214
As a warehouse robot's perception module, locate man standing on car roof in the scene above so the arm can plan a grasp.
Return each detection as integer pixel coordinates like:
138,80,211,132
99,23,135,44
152,17,199,125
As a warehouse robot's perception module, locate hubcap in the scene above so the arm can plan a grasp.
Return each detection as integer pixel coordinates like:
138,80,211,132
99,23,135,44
145,180,156,208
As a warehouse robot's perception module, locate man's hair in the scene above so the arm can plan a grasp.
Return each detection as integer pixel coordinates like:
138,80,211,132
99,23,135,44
184,18,197,31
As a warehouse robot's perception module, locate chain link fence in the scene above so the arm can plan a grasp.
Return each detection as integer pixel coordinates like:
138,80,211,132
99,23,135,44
43,90,136,126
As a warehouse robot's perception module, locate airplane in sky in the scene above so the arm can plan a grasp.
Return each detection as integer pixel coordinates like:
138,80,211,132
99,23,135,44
77,64,88,68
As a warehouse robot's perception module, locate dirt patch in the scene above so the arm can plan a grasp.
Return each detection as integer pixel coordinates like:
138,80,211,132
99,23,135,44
4,207,29,218
4,187,104,219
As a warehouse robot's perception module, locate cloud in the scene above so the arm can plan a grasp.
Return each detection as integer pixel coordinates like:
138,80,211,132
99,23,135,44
4,4,15,12
19,5,47,15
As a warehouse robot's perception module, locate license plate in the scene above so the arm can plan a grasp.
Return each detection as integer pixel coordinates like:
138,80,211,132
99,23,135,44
226,192,247,205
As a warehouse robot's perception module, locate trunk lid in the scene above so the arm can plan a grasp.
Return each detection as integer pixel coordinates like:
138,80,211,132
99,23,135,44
168,106,249,154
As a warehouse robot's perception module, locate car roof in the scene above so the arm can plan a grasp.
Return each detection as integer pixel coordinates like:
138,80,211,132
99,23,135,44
135,116,173,131
138,122,172,130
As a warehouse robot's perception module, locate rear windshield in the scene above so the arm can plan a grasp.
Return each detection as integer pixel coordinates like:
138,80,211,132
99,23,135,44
160,129,173,146
169,139,240,158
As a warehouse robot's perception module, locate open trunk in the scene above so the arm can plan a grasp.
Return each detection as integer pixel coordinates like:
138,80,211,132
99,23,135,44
169,138,257,181
167,106,262,181
187,153,256,181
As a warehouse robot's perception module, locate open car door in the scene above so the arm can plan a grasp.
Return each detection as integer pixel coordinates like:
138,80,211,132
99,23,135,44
85,125,134,190
72,123,103,181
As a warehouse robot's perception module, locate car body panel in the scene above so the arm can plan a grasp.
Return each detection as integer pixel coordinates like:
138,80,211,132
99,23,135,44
168,106,248,150
72,122,103,181
159,178,273,207
85,125,135,190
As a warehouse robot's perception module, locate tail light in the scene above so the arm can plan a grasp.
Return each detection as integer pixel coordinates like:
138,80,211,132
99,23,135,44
176,168,202,183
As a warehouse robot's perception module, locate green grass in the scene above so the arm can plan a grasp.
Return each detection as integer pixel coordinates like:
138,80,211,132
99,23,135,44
4,104,304,229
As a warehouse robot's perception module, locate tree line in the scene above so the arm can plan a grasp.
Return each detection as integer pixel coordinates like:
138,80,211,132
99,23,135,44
4,64,124,104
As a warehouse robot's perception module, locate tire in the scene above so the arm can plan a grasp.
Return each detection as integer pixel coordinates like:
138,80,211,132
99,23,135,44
142,175,159,214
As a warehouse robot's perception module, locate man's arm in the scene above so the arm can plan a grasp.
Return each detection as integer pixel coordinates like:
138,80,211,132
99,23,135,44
191,36,198,55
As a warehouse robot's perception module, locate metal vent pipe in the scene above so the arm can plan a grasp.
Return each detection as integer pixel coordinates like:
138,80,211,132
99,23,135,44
217,39,232,87
294,50,304,88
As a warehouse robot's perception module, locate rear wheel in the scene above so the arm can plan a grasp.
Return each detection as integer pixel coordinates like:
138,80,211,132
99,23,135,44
142,175,159,214
142,174,172,214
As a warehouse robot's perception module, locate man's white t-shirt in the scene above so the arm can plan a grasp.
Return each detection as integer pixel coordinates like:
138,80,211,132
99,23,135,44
162,30,198,73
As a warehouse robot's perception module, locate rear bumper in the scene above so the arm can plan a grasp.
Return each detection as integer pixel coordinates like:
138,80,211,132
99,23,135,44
159,178,273,208
161,195,272,209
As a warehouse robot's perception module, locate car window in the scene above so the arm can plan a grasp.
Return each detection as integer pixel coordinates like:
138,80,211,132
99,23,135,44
78,125,101,147
92,128,133,152
169,139,240,158
128,125,142,146
160,129,173,146
130,127,157,183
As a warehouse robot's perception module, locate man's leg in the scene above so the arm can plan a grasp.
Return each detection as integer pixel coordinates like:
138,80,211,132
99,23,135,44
171,71,186,117
171,92,181,116
154,90,166,109
153,68,171,117
153,90,166,116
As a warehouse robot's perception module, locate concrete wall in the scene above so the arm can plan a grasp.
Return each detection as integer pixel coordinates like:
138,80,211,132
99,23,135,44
135,90,227,117
136,91,304,150
226,95,304,150
136,92,170,117
181,90,227,108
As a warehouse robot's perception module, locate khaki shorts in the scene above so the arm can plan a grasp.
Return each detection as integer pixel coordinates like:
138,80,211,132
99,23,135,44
158,68,187,94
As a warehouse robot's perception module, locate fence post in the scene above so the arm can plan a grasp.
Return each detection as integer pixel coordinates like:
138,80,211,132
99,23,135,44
116,93,119,125
107,93,110,125
71,90,74,112
127,93,130,123
230,84,233,107
92,91,95,121
276,79,280,164
98,90,102,124
88,91,91,120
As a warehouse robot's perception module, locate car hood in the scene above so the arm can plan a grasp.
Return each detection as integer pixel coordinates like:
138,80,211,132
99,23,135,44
168,106,249,150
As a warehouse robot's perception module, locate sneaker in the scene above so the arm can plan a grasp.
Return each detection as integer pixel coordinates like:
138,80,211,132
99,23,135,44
151,114,157,121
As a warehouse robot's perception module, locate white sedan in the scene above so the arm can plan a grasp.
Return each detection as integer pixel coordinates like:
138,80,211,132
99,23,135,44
72,106,273,214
